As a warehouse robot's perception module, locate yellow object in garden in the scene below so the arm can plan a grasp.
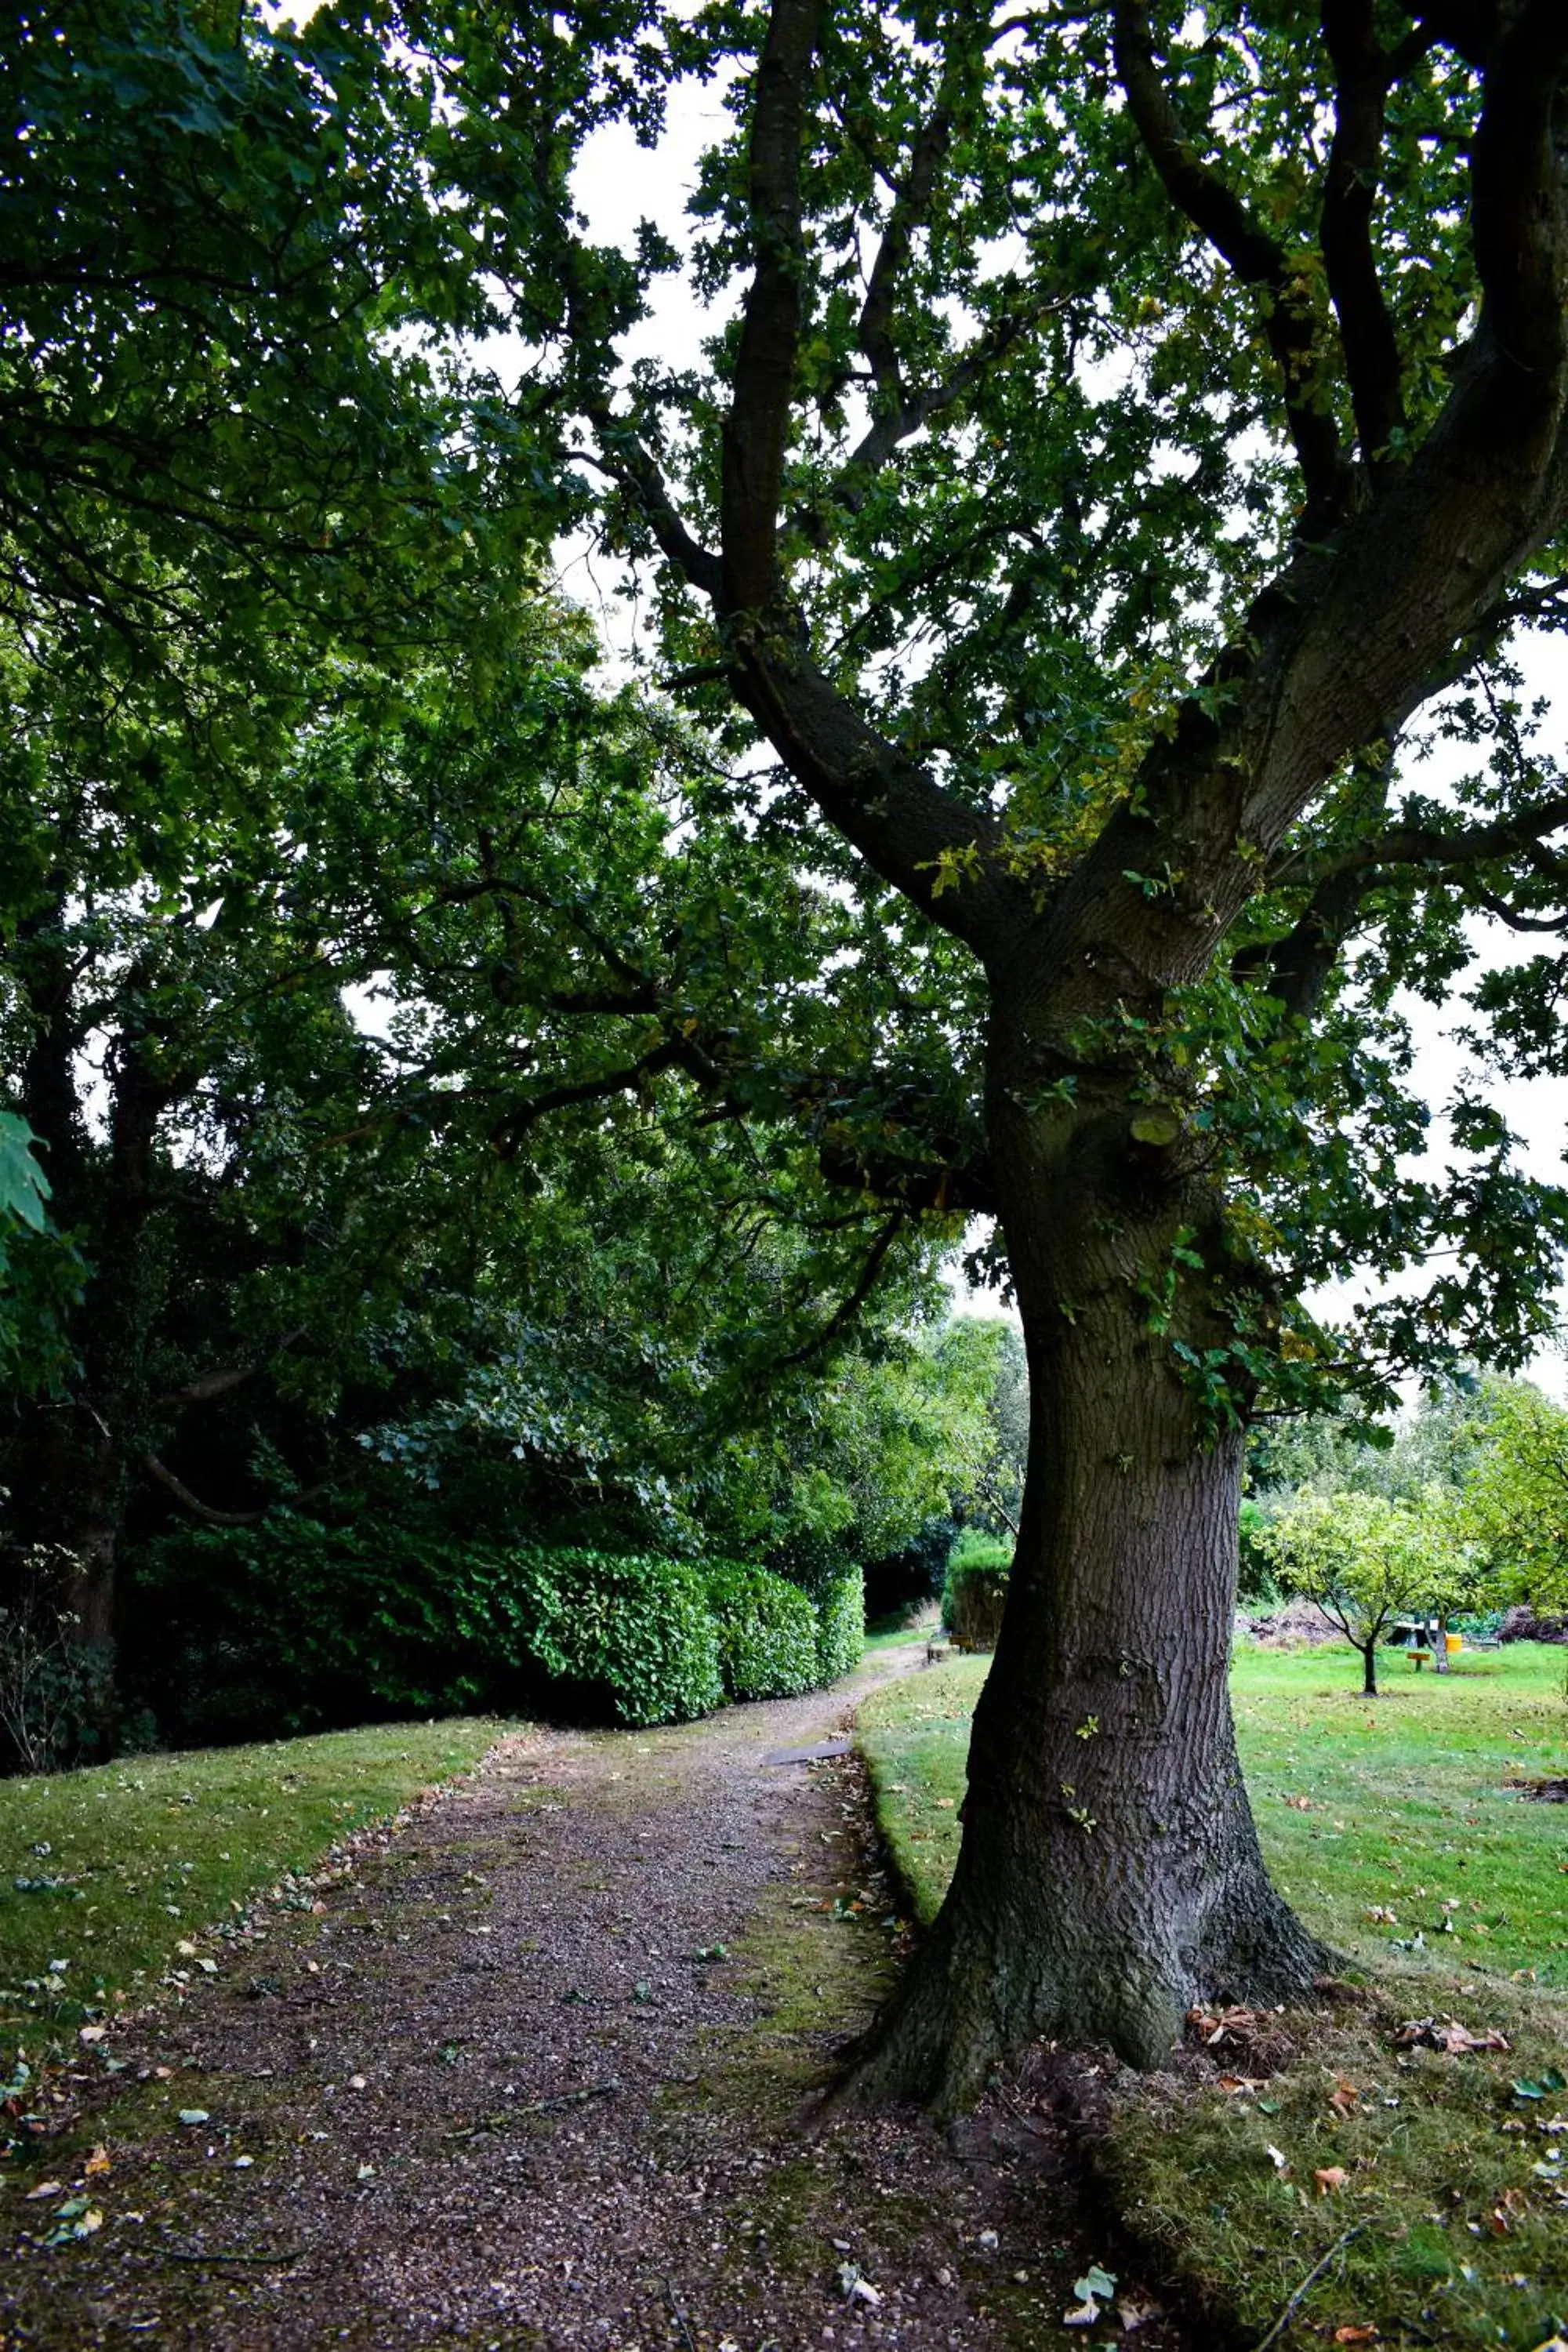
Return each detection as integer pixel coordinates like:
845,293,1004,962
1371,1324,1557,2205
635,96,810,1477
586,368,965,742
1446,1631,1463,1653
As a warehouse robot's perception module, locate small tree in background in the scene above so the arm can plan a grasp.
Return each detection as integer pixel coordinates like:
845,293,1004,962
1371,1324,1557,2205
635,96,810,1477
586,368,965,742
1265,1490,1468,1698
1459,1381,1568,1617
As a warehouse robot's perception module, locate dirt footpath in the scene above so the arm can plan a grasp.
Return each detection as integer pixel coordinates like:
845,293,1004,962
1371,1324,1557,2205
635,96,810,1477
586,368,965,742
1,1650,1190,2350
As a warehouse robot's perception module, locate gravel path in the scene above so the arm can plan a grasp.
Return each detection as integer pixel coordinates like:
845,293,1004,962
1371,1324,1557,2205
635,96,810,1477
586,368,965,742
2,1650,1192,2350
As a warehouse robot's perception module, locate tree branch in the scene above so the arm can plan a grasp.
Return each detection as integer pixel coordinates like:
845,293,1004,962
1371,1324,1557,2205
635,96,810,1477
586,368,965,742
489,1035,718,1156
1309,786,1568,884
141,1455,266,1528
723,633,1030,959
575,412,723,601
1319,0,1408,474
825,296,1065,521
1469,1,1568,394
1112,0,1348,529
1242,782,1568,1013
721,0,826,612
771,1214,906,1370
152,1359,273,1413
856,44,968,419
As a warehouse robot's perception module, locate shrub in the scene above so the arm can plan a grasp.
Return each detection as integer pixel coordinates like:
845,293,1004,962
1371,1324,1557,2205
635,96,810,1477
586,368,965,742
122,1519,725,1740
122,1516,537,1743
0,1544,114,1771
815,1567,866,1682
701,1560,819,1700
949,1528,1013,1573
511,1547,724,1726
942,1555,1011,1648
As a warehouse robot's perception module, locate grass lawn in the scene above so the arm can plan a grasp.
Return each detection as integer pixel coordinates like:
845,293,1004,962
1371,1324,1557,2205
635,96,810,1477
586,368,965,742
0,1718,510,2074
858,1642,1568,2350
862,1604,940,1657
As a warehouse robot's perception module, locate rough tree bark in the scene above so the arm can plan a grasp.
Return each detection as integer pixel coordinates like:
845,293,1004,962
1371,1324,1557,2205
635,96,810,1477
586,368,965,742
855,1087,1327,2103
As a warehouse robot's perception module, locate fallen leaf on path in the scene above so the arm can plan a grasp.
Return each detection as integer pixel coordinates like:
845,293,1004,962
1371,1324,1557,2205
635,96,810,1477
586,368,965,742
1117,2295,1161,2331
84,2147,111,2178
24,2181,63,2201
1333,2328,1378,2344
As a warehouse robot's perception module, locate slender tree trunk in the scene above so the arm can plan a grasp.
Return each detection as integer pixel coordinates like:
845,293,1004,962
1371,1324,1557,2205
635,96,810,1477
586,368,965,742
13,998,178,1682
1361,1642,1378,1698
855,1009,1328,2113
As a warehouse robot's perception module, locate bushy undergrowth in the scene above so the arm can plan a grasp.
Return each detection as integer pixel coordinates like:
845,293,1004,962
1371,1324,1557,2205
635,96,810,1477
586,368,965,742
702,1560,819,1700
122,1515,864,1745
122,1518,528,1741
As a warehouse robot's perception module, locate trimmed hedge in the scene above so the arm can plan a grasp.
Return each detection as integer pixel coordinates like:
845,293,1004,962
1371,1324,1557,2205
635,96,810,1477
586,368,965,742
512,1547,724,1726
702,1560,819,1700
119,1519,861,1746
815,1568,866,1682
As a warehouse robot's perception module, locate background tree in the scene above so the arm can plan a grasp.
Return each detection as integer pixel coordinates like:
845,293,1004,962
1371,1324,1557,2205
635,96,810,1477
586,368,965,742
0,0,553,1636
2,597,988,1744
1262,1488,1470,1697
1457,1381,1568,1615
383,0,1568,2100
954,1318,1029,1541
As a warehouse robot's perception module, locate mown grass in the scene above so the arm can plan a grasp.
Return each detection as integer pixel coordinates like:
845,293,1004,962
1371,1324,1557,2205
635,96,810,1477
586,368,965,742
858,1642,1568,2350
862,1603,940,1657
0,1718,510,2068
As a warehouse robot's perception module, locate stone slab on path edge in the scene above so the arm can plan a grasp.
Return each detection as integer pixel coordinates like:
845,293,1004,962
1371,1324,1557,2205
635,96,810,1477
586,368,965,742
760,1737,852,1766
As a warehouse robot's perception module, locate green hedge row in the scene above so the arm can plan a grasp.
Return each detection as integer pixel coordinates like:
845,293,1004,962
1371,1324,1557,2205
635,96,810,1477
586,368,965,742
121,1522,866,1742
702,1560,821,1700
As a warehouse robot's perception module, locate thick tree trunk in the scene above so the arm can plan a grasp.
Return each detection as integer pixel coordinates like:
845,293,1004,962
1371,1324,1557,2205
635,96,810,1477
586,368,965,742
855,1020,1329,2114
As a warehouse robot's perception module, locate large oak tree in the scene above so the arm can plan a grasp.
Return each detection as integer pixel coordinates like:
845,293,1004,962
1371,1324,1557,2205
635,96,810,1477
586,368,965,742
393,0,1568,2106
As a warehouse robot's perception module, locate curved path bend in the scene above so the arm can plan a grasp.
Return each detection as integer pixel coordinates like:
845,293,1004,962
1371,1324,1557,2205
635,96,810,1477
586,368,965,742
3,1648,1190,2350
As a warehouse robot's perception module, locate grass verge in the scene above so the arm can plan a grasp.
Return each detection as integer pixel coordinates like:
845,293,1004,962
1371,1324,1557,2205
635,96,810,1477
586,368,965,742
858,1642,1568,2350
0,1717,511,2074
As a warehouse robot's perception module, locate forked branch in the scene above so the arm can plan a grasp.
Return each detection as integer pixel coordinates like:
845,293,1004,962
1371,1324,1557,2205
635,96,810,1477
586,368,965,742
1112,0,1347,529
1319,0,1407,473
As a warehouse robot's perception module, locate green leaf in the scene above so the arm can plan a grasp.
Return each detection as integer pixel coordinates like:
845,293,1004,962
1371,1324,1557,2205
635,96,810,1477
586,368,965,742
0,1114,51,1236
